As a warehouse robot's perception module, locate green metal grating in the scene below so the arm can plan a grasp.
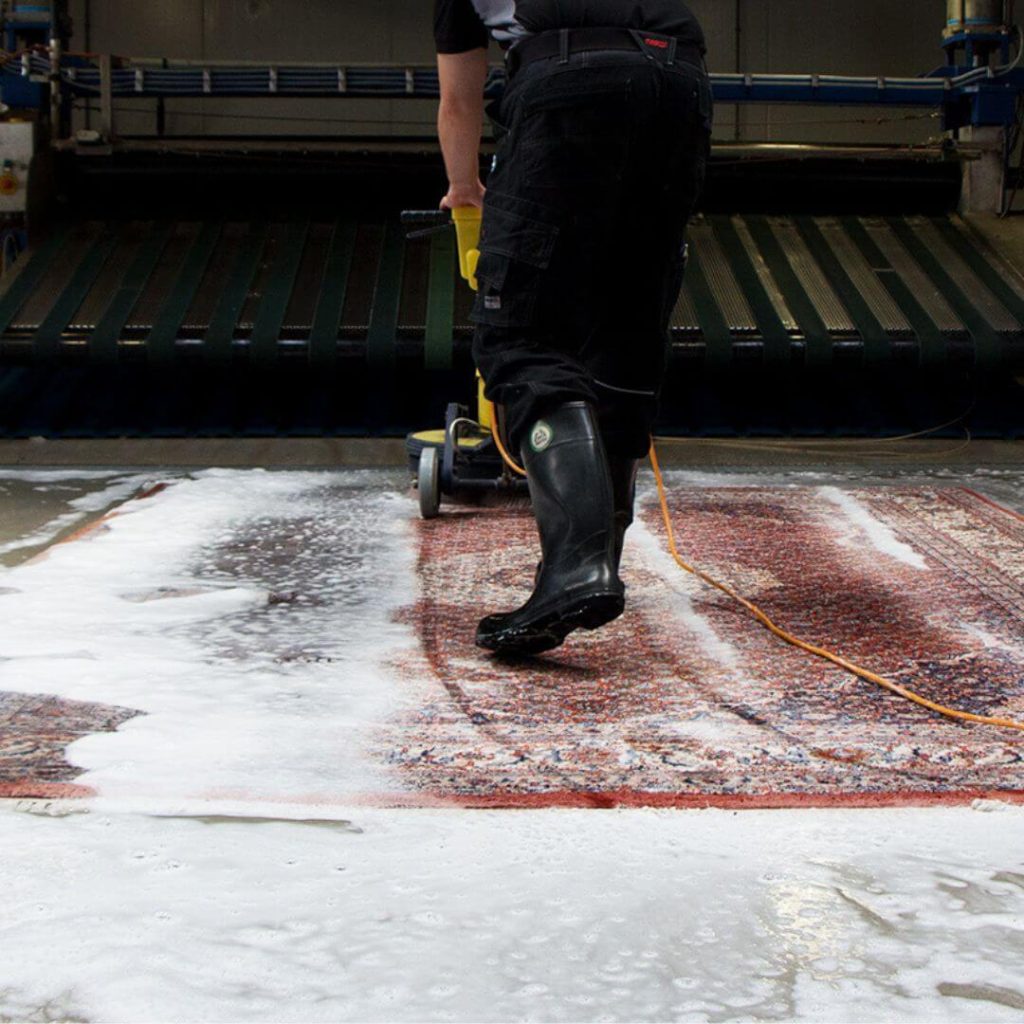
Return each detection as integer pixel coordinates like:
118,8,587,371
0,213,1022,371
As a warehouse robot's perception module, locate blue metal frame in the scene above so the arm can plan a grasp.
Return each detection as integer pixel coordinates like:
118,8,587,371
0,0,53,108
4,55,1022,129
943,29,1013,68
3,17,1024,132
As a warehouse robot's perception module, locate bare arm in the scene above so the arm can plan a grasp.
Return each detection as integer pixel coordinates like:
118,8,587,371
437,49,489,209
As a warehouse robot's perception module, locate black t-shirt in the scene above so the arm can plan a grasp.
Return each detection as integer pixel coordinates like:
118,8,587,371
434,0,705,54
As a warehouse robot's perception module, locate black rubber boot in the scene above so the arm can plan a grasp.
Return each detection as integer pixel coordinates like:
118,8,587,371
531,455,639,583
477,403,625,655
609,456,640,572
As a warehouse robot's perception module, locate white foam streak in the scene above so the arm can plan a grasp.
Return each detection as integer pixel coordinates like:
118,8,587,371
630,492,745,673
819,485,929,569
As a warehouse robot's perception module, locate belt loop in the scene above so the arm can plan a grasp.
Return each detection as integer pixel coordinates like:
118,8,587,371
558,28,570,65
667,37,678,67
629,29,655,62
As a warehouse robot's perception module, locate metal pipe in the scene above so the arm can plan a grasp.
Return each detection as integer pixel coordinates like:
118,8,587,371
157,58,167,136
84,0,91,129
99,53,113,139
734,0,742,142
48,34,63,143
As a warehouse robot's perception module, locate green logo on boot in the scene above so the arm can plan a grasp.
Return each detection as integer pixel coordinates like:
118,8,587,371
530,421,553,453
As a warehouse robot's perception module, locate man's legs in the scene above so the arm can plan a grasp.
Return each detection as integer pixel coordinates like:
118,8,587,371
471,59,638,653
470,61,637,453
585,230,690,568
471,53,707,652
586,61,711,566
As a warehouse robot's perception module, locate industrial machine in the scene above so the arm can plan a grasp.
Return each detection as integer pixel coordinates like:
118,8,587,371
945,0,1016,65
400,206,539,518
0,4,1022,439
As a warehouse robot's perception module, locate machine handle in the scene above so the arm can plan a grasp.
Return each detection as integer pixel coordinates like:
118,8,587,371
401,210,452,239
400,210,452,224
450,207,481,292
401,207,482,291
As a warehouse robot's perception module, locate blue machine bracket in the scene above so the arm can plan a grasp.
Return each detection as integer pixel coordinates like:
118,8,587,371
0,0,53,109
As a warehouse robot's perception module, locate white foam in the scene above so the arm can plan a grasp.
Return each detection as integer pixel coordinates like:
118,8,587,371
0,469,419,803
626,490,771,749
2,802,1023,1023
961,622,1024,662
818,485,929,570
630,488,746,674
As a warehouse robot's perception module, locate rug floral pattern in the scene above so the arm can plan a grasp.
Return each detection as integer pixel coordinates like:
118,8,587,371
391,487,1024,807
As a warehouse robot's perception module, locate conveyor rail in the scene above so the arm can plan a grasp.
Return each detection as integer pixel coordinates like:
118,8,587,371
5,55,1010,108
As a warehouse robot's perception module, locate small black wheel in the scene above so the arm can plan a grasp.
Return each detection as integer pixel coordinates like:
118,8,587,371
418,446,442,519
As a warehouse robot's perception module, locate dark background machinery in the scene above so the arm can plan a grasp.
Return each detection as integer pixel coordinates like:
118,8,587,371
0,0,1023,439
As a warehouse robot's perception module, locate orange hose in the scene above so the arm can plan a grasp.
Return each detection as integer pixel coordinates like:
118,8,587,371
485,414,1024,732
489,406,528,478
648,443,1024,733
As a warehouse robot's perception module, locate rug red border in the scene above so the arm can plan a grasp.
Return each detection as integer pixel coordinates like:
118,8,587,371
4,784,1020,809
960,487,1024,522
422,788,1024,809
0,781,95,799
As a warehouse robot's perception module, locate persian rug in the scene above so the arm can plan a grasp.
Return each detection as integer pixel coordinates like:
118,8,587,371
0,691,141,798
391,486,1024,808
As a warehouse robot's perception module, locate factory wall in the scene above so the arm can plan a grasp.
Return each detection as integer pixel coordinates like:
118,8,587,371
66,0,948,145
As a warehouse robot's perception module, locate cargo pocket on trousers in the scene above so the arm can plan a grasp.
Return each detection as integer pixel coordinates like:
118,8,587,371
471,201,560,329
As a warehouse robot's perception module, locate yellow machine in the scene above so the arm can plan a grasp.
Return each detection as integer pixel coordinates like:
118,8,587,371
451,206,482,293
451,206,496,433
403,206,522,518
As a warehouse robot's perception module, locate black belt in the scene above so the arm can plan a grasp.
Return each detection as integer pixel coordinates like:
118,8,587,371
506,27,704,78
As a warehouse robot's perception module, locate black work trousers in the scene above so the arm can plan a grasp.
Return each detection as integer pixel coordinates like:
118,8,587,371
471,43,711,459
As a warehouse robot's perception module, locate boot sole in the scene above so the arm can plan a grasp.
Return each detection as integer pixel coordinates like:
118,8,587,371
476,591,625,656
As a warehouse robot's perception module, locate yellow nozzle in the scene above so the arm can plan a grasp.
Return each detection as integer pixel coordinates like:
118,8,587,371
451,206,482,292
476,370,494,430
